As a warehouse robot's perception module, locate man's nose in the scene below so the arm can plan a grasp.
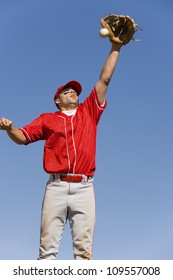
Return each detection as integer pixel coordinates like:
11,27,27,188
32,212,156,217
70,91,77,96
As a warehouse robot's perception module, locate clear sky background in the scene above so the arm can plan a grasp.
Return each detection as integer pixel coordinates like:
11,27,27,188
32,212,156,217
0,0,172,260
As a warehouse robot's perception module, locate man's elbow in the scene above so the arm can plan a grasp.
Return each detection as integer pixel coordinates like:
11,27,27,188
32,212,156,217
16,140,28,145
101,77,111,86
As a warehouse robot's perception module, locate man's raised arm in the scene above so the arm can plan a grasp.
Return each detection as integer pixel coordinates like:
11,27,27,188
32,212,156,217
95,41,122,105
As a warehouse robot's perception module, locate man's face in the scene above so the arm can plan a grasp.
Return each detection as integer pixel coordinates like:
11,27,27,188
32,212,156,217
55,87,79,110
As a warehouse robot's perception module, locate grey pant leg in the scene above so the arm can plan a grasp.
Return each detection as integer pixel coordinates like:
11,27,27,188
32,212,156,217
38,178,68,260
68,179,96,260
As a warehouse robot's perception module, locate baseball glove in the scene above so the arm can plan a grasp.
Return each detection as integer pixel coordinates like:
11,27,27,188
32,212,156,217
101,14,142,45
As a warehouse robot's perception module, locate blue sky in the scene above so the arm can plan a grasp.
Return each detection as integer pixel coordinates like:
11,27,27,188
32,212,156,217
0,0,172,260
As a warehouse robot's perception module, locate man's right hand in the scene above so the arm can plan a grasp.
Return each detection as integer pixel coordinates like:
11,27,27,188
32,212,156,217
0,117,12,130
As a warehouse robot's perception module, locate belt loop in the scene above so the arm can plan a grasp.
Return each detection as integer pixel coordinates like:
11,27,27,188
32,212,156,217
82,175,88,183
52,174,55,181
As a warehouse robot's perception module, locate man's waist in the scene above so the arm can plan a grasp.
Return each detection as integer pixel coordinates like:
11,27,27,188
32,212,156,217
51,173,93,183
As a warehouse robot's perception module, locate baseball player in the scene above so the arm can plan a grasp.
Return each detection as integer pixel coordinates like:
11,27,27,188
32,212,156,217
0,40,122,259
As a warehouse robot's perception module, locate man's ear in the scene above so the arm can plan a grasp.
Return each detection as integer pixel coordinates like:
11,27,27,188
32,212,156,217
55,98,60,105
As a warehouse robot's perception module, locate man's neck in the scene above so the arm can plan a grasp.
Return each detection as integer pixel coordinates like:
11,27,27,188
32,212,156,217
60,104,78,111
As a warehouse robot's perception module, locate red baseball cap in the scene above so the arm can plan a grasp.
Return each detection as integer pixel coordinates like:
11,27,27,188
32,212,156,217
54,80,82,100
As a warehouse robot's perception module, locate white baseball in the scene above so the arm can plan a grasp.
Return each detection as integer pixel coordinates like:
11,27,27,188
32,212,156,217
99,28,109,38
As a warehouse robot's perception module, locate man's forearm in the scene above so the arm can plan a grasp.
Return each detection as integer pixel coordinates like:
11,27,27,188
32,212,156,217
6,126,27,144
100,43,121,85
95,42,122,105
0,117,27,144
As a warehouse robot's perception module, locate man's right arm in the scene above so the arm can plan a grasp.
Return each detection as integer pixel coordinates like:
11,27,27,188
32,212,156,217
0,117,28,144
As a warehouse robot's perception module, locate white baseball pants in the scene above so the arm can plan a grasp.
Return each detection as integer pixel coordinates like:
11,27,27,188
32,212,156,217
38,175,96,260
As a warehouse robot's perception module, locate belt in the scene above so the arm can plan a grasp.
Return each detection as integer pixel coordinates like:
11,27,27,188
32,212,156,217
59,174,89,183
60,174,88,183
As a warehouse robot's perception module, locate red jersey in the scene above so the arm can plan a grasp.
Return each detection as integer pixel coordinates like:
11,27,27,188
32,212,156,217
20,87,107,176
